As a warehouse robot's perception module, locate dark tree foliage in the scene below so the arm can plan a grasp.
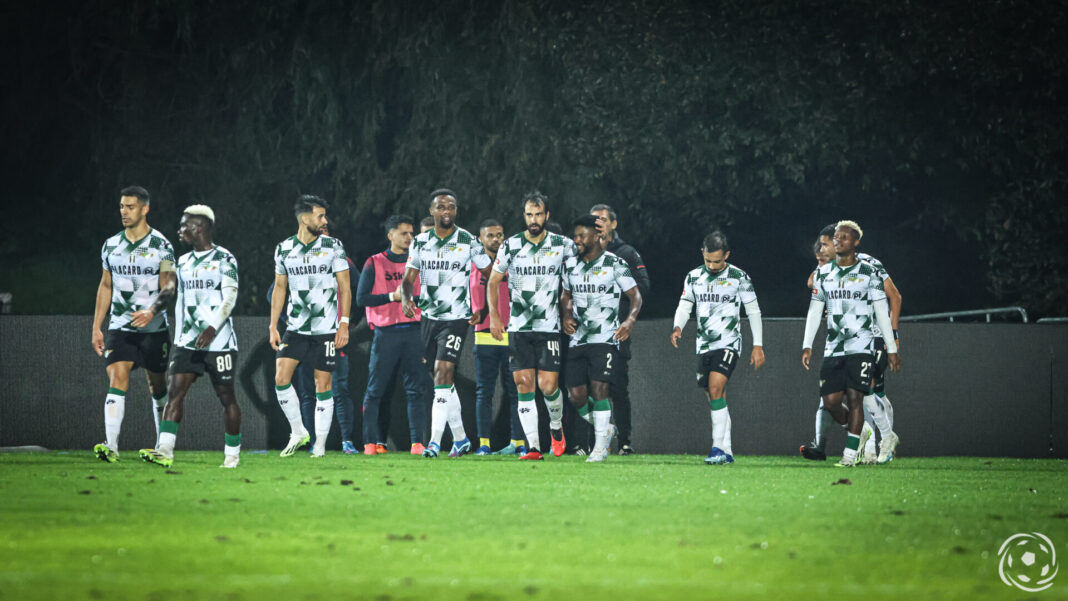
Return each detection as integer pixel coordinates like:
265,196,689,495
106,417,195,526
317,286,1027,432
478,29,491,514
3,0,1066,316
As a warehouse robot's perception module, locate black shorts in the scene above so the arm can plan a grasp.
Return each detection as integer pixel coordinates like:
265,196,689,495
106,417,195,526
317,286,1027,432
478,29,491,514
277,331,337,372
696,348,739,389
421,319,468,364
564,343,617,388
169,347,237,386
104,329,170,373
508,331,562,372
819,354,875,396
872,337,890,393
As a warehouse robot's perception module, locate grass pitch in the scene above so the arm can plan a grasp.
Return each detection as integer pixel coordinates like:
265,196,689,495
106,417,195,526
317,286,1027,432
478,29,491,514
1,452,1065,601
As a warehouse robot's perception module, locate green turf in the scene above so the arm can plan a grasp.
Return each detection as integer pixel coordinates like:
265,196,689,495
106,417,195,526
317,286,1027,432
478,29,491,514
1,452,1065,600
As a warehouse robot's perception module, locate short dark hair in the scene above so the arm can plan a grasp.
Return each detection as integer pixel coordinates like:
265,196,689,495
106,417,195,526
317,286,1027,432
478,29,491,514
589,203,616,222
545,220,563,235
384,214,414,234
480,219,502,230
420,215,434,228
573,214,600,230
819,223,837,239
812,238,823,257
429,188,457,205
523,191,549,212
120,186,150,205
702,231,730,253
294,194,327,218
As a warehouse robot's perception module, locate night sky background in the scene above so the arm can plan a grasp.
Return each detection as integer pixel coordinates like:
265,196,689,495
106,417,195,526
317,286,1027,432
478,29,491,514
3,1,1066,319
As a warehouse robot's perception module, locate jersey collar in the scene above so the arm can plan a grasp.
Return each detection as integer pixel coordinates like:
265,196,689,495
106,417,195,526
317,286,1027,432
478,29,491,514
430,227,456,244
291,234,319,252
521,232,549,252
703,264,727,278
579,251,606,272
120,229,151,252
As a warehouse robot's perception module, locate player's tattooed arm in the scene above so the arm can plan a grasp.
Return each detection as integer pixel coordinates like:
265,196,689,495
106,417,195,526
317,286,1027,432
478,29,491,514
92,269,112,355
131,271,176,328
486,269,506,340
560,289,577,335
615,286,642,342
268,273,288,350
400,267,420,318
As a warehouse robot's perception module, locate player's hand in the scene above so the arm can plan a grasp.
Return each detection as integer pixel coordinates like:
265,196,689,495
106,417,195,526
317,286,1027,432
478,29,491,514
750,346,766,370
887,352,901,373
269,327,281,350
335,326,349,350
195,326,217,349
563,315,577,335
613,319,634,342
801,348,812,371
669,327,682,348
92,329,105,356
489,313,504,341
390,286,403,302
468,307,486,326
401,297,416,318
130,307,155,328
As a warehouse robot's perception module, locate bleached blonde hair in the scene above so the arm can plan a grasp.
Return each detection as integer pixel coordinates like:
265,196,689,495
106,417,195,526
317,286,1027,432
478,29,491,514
183,204,215,223
836,219,863,240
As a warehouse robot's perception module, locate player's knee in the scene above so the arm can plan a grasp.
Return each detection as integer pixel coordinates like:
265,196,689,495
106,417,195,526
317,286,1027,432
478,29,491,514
536,373,558,392
567,389,587,408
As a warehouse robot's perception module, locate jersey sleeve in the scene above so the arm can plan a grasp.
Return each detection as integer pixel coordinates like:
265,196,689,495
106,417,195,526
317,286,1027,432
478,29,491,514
680,272,696,303
274,243,286,276
615,259,637,292
812,270,826,302
221,252,239,289
405,238,422,272
159,238,176,272
738,271,757,304
492,239,512,274
470,237,491,270
564,237,578,259
332,240,349,273
101,241,111,272
868,267,887,302
561,259,575,291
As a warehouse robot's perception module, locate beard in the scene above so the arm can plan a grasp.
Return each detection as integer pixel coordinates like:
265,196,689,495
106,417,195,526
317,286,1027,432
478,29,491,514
526,222,543,236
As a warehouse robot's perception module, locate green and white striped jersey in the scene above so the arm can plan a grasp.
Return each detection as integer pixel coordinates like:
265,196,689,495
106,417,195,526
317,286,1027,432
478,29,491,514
493,232,577,333
562,251,637,347
679,263,759,354
811,259,887,357
100,229,176,333
274,235,349,335
174,246,239,351
406,227,488,321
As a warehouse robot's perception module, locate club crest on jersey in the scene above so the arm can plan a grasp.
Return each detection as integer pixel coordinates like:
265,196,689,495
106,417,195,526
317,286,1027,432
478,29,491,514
715,279,733,287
